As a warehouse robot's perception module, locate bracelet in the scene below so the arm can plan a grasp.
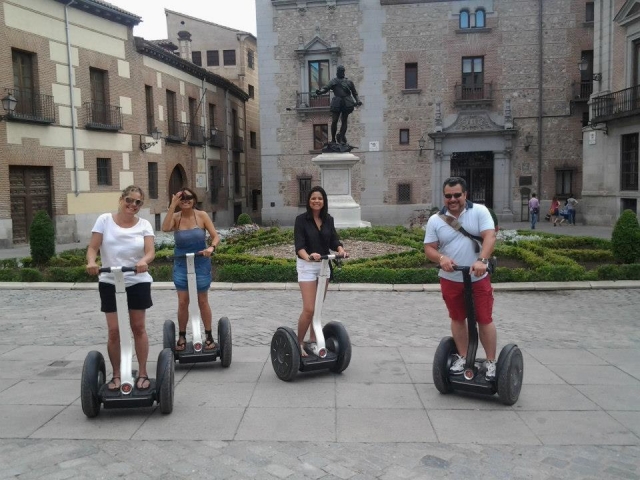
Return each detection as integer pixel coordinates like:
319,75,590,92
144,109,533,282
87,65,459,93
439,254,444,263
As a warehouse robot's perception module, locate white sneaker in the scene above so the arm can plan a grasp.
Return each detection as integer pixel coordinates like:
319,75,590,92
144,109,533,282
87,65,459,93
450,354,465,375
485,360,496,381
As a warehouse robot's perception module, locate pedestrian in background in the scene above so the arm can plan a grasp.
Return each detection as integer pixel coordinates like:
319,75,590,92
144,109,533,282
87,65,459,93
528,193,540,229
566,195,578,225
551,196,561,226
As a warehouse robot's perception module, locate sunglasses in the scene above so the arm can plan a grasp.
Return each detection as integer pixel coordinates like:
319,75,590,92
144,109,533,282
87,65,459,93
180,194,195,201
124,197,144,207
444,192,464,199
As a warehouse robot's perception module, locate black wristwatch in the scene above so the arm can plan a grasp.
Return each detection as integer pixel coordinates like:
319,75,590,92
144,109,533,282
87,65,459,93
477,257,489,265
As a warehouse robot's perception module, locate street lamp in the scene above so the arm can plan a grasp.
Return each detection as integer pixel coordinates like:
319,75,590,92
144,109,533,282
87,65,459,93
139,127,162,151
418,134,426,155
524,133,533,151
578,57,601,81
0,93,17,121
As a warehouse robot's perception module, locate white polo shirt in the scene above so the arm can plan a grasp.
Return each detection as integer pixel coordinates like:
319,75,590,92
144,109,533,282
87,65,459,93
424,202,495,283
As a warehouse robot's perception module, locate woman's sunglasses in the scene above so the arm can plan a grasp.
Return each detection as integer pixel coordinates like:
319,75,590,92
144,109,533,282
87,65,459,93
124,197,144,207
180,194,195,201
444,193,464,199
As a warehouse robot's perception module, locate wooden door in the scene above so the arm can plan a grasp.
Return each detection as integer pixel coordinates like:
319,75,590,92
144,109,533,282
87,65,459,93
9,166,53,244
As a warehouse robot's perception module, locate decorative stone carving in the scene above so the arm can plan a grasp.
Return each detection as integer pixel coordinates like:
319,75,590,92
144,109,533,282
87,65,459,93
447,111,502,133
435,101,443,132
504,99,513,130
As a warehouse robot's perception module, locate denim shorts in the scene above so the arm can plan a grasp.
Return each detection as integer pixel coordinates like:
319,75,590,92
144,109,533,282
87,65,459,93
296,257,322,282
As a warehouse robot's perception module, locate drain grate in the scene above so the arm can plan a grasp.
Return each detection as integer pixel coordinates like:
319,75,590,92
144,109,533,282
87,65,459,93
48,360,70,367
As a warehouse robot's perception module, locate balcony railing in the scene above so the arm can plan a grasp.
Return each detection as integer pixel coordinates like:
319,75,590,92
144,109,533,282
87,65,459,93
84,102,122,131
188,124,206,146
572,81,593,101
209,130,225,148
5,88,55,124
454,83,493,105
232,136,244,152
296,91,332,110
591,85,640,123
166,119,189,143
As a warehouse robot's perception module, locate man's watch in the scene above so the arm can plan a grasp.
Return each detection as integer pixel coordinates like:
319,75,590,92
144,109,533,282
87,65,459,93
477,257,489,265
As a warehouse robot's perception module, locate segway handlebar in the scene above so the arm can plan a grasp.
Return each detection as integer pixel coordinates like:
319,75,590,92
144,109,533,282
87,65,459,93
98,266,137,273
319,253,347,260
437,264,493,275
170,252,207,260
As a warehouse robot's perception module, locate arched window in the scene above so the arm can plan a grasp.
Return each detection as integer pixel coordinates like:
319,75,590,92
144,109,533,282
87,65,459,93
476,9,486,28
459,10,470,29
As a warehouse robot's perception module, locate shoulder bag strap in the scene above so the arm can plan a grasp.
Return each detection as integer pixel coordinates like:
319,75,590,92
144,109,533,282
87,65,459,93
438,214,482,253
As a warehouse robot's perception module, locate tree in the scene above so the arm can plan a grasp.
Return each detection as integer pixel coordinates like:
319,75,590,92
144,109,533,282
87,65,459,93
611,209,640,264
29,210,55,265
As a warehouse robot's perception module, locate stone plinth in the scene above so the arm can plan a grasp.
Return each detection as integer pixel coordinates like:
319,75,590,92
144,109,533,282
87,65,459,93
312,152,371,228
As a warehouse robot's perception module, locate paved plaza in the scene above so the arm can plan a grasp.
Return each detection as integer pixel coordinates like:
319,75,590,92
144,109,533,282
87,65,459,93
0,281,639,479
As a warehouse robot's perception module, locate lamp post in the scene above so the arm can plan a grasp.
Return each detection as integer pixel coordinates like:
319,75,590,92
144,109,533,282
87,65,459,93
524,133,533,151
578,57,601,81
418,134,426,156
139,127,162,151
0,93,17,121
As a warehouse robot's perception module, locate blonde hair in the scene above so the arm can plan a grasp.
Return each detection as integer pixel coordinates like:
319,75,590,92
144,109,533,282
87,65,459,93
121,185,145,200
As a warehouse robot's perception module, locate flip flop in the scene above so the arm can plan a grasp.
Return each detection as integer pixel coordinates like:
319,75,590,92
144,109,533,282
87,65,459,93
204,338,217,350
136,376,150,391
107,376,121,391
176,336,187,351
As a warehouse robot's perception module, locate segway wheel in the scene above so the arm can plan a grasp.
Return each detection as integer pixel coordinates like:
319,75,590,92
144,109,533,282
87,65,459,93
81,350,105,418
156,348,175,414
433,337,456,394
270,327,300,381
218,316,232,367
163,320,176,354
323,321,352,373
496,344,524,406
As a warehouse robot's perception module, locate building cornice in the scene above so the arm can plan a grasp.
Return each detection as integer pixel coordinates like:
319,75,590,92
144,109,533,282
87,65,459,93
53,0,141,26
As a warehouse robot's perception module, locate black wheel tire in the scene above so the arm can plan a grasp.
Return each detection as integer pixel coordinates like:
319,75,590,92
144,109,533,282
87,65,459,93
270,327,300,381
81,351,105,418
323,321,352,373
163,320,176,354
156,348,175,414
433,337,456,394
496,344,524,406
218,316,232,368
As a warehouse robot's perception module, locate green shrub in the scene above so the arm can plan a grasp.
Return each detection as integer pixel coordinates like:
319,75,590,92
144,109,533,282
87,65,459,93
44,266,90,282
0,259,19,269
236,213,253,225
19,268,44,282
29,210,55,265
611,209,640,264
149,264,173,282
217,264,296,282
0,269,17,281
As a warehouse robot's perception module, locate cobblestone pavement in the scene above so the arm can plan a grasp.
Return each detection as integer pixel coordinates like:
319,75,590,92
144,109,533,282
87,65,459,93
0,287,639,479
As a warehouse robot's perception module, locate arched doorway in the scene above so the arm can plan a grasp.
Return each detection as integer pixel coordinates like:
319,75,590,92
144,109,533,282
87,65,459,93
168,165,187,203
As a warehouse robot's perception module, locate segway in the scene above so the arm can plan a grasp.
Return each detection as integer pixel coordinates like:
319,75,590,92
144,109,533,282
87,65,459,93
163,252,231,366
81,267,175,418
432,265,523,405
271,254,351,381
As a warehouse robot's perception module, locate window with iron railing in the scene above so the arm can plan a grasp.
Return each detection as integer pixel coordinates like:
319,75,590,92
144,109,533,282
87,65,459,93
556,169,573,197
621,133,639,191
223,50,236,66
398,183,411,204
313,124,328,150
192,51,202,66
405,63,418,89
299,176,312,206
97,158,112,186
399,129,410,145
248,49,254,69
145,85,154,134
148,162,158,199
207,50,219,66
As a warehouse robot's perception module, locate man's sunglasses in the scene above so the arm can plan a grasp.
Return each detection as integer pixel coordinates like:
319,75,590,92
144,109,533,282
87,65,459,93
124,197,144,207
444,193,464,199
180,194,195,201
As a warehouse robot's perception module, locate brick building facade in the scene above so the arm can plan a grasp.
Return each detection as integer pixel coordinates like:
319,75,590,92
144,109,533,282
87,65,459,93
0,0,249,247
257,0,594,226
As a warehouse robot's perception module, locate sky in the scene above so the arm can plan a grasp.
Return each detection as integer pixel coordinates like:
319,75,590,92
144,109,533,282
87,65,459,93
104,0,257,39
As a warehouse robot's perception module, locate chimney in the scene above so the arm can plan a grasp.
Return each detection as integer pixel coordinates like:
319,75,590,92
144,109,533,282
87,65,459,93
177,31,192,62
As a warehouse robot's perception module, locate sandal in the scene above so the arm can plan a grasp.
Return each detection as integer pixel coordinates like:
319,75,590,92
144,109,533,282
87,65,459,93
107,376,121,391
136,376,150,390
204,330,217,350
176,332,187,351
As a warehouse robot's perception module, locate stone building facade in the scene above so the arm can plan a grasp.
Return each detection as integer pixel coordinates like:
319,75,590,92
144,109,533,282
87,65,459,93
257,0,594,226
166,10,262,222
582,0,640,224
0,0,249,247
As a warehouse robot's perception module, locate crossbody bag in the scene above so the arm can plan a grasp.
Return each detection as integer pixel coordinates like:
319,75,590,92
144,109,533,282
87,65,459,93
438,214,497,269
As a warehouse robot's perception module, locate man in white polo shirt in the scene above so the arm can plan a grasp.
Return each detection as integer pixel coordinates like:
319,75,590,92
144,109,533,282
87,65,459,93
423,177,498,380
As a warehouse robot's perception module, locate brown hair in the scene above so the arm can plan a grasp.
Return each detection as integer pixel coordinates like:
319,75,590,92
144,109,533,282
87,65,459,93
121,185,145,200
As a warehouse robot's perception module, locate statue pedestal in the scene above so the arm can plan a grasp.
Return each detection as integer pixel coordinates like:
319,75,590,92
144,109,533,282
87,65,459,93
312,152,371,228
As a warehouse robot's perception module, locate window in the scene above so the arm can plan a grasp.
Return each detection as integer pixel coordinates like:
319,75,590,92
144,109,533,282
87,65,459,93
250,131,257,149
621,198,638,214
399,129,410,145
313,124,328,150
308,60,330,92
248,85,255,99
166,90,177,136
192,51,202,66
405,63,418,89
188,97,198,126
209,164,222,203
586,2,594,22
621,133,639,191
90,67,108,123
476,9,485,27
208,103,216,128
223,50,236,66
299,176,312,206
248,49,254,69
97,158,112,186
234,157,241,194
556,170,573,196
462,56,484,98
582,111,590,128
460,10,470,29
207,50,219,66
398,183,411,204
148,162,158,199
12,49,35,117
145,85,154,134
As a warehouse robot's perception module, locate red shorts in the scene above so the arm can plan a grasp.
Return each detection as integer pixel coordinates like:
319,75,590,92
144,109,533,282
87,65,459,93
440,276,494,325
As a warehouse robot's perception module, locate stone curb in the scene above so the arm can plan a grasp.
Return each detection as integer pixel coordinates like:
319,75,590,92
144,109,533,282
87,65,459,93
1,280,639,291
